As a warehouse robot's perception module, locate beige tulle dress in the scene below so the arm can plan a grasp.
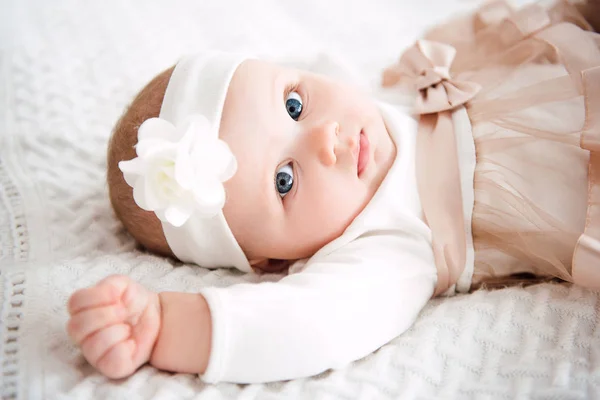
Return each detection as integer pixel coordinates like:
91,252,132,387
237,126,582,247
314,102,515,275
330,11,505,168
382,0,600,294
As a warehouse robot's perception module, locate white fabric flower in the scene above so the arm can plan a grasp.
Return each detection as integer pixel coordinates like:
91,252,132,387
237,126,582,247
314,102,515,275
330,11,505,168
118,115,237,227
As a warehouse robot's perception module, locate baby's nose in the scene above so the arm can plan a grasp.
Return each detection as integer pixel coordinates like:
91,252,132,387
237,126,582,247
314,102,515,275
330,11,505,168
307,121,339,166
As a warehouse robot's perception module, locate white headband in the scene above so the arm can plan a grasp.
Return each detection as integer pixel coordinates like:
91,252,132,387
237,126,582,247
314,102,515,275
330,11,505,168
119,51,252,272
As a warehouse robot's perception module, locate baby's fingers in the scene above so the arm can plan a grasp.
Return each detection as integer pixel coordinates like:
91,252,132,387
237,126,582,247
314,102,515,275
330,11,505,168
80,324,131,366
68,275,130,314
67,305,127,344
96,339,137,379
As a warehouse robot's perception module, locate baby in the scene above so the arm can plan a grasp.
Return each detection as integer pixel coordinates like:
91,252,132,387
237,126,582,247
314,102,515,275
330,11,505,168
67,0,600,384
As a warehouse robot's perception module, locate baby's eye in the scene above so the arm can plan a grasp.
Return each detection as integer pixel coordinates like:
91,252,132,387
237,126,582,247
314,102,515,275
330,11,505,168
285,91,303,121
275,163,294,198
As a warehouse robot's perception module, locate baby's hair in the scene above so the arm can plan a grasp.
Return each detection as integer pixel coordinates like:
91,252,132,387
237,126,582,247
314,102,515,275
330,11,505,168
107,66,175,257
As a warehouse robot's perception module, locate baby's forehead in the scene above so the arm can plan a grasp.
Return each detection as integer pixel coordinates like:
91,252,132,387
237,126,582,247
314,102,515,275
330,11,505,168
229,59,306,92
220,60,297,138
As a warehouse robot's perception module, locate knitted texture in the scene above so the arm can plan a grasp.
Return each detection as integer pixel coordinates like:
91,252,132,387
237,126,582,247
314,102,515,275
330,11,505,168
1,0,600,398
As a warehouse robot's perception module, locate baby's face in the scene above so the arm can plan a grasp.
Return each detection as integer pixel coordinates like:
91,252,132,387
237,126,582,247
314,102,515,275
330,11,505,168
219,59,396,263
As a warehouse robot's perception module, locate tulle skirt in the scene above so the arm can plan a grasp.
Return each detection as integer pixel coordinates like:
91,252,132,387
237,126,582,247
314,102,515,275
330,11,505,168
423,0,600,288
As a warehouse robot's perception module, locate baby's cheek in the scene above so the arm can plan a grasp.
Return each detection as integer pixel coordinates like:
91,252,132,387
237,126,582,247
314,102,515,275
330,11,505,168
351,95,378,121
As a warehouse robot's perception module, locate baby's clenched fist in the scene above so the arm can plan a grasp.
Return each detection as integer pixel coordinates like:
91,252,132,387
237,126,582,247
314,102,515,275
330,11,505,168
67,275,161,379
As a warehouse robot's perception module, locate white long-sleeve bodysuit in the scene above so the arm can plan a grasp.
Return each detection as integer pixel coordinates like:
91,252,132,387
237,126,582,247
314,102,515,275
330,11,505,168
199,102,469,384
199,5,600,382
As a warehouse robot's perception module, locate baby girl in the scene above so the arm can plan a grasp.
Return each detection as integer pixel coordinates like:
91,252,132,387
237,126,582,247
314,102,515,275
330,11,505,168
66,0,600,384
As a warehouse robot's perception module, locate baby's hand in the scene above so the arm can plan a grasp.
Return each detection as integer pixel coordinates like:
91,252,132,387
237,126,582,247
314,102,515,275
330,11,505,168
67,275,161,379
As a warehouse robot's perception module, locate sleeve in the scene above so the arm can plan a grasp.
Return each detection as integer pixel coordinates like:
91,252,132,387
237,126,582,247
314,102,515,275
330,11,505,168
199,230,437,384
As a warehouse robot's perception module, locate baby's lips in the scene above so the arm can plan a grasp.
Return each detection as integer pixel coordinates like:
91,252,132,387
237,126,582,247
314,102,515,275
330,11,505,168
357,130,370,177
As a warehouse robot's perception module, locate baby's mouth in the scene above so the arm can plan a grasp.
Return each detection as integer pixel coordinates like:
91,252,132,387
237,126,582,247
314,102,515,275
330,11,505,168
357,130,370,177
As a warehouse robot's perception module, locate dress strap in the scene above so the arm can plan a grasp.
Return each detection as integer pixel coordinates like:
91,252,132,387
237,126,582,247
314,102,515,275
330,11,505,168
383,40,480,295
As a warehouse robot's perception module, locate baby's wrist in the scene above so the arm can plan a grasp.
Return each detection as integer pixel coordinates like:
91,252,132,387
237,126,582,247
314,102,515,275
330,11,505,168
149,291,212,374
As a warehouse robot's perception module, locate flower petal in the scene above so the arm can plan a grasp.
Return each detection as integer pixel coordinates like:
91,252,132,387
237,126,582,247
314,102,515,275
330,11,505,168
154,208,168,223
144,175,166,210
190,138,237,182
118,158,144,186
138,118,177,141
132,178,150,211
189,140,213,171
164,204,193,227
136,138,176,158
192,179,225,214
174,146,195,190
212,140,238,181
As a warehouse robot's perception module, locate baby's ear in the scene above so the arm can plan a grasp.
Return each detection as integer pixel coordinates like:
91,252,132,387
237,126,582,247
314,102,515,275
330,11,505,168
250,258,290,274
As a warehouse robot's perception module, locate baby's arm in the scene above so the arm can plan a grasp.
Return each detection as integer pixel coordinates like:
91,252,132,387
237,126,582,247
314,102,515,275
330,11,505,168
200,230,436,383
68,230,435,382
150,291,211,374
67,276,213,378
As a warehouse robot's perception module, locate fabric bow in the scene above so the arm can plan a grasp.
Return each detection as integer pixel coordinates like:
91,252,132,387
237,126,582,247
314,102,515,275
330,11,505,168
383,39,481,295
383,40,481,114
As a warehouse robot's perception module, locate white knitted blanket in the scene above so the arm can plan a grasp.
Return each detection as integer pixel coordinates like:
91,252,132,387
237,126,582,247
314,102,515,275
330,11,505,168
2,0,600,398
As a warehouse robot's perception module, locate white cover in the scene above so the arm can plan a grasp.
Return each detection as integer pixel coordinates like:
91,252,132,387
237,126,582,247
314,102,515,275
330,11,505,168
2,0,600,399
